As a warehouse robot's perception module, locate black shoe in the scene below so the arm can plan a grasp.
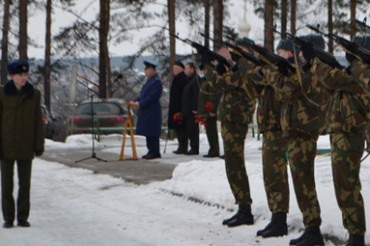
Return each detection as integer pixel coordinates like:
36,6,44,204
219,155,225,159
257,212,287,237
203,154,219,158
18,220,30,227
173,149,186,154
290,227,324,246
223,205,254,227
262,212,287,237
346,234,365,246
145,154,161,160
186,150,199,155
2,221,13,228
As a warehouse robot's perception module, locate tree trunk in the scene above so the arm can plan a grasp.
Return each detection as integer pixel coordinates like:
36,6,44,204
328,0,333,53
99,0,109,99
19,0,28,60
213,0,223,51
168,0,175,84
1,0,11,85
281,0,287,39
290,0,296,35
350,0,356,39
204,0,210,49
44,0,52,109
264,0,274,51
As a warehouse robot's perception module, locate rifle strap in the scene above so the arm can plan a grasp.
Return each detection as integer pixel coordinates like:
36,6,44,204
293,47,319,108
342,46,363,63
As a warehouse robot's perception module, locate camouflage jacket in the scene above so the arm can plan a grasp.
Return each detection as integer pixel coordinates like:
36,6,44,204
350,59,370,94
272,64,333,139
253,65,285,133
312,58,370,134
204,57,261,124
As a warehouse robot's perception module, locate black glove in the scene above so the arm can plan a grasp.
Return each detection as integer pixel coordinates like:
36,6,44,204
344,65,352,76
199,51,212,67
277,62,289,76
301,46,315,62
302,62,312,72
231,52,241,63
215,63,227,75
346,52,356,64
35,150,44,157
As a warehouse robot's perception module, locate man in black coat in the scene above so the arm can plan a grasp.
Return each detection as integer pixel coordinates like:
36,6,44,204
182,62,200,155
168,61,188,154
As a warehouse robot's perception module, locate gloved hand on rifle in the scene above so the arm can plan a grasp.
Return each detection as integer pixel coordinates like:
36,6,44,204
301,46,316,62
199,49,213,67
277,61,290,76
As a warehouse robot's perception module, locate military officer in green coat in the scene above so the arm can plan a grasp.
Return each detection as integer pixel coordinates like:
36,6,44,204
0,60,44,228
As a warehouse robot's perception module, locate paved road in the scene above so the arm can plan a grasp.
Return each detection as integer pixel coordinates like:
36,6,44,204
41,147,176,185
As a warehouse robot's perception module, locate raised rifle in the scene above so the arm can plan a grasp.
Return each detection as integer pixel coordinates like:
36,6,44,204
198,32,265,66
307,24,370,65
223,34,296,73
353,18,370,30
170,33,232,68
267,25,344,69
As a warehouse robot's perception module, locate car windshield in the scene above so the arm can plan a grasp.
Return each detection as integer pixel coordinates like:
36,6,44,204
76,103,122,115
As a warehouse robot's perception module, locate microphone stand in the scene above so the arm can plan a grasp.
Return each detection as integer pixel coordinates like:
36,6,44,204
76,94,107,163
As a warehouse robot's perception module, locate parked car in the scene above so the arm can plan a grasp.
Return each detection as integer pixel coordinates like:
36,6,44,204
68,100,131,135
41,105,64,140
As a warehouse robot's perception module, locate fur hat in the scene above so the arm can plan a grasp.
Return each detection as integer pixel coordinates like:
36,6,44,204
276,39,295,53
7,60,29,75
174,60,185,69
143,60,156,69
236,37,254,49
300,34,325,50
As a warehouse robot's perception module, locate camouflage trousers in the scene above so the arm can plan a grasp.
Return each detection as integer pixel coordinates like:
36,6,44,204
221,121,252,205
287,136,322,227
262,130,289,213
330,132,366,235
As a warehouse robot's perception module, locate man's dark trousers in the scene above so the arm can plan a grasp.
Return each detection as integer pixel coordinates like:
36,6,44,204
175,127,188,153
205,116,219,156
1,159,32,222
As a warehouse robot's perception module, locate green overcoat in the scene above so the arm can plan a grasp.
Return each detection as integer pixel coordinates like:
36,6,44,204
0,81,44,160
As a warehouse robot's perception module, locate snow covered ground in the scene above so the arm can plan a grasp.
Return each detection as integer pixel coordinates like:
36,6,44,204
0,132,369,246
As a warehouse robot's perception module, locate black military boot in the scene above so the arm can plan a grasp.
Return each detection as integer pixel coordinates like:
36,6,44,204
258,212,287,238
346,234,365,246
290,226,324,246
222,205,254,227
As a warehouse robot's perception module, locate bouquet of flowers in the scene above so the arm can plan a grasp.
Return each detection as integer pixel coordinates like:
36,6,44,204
195,102,215,126
173,112,184,125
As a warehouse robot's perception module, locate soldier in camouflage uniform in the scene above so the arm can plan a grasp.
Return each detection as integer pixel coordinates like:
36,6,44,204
350,59,370,94
201,38,262,227
311,35,370,246
271,36,332,245
252,64,289,238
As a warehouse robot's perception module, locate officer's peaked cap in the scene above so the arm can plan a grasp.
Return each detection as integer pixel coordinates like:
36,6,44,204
143,60,156,69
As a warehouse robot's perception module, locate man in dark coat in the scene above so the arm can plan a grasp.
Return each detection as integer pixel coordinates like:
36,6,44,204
182,62,200,155
168,61,188,154
0,60,44,228
131,61,163,159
